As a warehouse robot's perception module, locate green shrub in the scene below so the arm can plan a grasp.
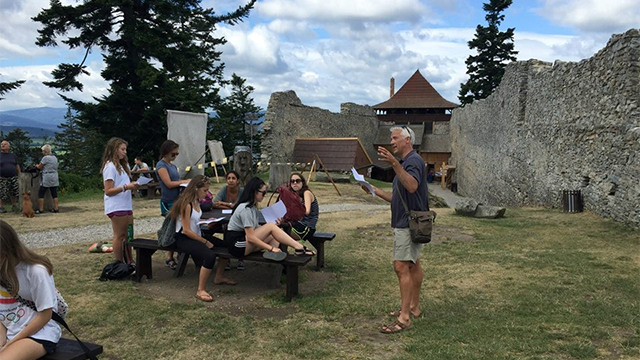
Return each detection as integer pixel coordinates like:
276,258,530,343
58,172,102,194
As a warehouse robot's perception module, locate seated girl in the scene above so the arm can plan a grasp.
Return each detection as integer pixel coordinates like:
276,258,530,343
0,219,61,359
212,171,244,209
287,173,319,241
224,177,315,261
168,175,235,302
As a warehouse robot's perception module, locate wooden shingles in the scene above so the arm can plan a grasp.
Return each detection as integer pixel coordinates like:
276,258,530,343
293,138,373,171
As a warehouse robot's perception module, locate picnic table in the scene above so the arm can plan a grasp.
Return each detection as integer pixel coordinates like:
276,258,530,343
130,170,161,199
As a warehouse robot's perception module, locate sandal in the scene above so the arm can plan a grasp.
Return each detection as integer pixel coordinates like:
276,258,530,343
165,258,177,270
194,292,214,302
294,246,316,256
263,251,287,261
380,320,412,334
389,309,421,318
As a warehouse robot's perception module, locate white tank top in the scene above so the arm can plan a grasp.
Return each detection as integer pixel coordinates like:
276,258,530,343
175,204,202,237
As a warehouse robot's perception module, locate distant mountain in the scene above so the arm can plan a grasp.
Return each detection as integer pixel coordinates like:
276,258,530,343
0,107,70,130
0,113,60,131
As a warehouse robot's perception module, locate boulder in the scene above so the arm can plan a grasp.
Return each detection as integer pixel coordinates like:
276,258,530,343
454,197,479,216
474,205,506,219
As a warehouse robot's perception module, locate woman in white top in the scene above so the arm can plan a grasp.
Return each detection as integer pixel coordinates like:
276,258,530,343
0,219,61,359
101,137,139,264
168,175,235,302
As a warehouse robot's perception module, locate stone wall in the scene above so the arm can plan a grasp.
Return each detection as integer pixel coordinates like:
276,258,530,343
260,91,379,166
450,29,640,228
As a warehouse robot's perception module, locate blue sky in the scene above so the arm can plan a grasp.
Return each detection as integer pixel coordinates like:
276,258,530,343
0,0,638,112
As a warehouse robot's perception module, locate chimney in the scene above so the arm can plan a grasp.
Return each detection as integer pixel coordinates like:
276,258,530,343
390,77,395,98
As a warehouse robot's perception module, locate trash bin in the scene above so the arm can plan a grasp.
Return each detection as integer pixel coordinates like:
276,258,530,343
562,190,583,213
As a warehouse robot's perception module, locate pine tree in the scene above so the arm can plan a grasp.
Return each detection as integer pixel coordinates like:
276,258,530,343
0,77,25,100
209,74,263,157
4,128,32,167
54,109,103,176
33,0,256,164
459,0,518,105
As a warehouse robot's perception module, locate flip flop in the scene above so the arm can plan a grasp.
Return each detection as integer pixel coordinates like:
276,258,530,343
195,292,214,302
214,278,237,286
380,320,412,334
263,251,287,261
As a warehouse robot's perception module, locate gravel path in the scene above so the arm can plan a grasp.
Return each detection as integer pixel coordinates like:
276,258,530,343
21,203,389,249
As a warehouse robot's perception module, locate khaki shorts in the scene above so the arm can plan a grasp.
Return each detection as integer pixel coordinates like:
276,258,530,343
393,228,422,263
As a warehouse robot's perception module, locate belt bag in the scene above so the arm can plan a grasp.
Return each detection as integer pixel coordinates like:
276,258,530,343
407,210,437,244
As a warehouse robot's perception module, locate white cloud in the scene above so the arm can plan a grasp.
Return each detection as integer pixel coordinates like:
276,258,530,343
257,0,429,24
536,0,640,33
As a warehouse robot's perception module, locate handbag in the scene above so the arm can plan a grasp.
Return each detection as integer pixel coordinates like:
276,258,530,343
395,177,436,244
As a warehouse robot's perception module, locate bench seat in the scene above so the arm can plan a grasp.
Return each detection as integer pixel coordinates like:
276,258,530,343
39,338,103,360
307,232,335,270
130,238,312,301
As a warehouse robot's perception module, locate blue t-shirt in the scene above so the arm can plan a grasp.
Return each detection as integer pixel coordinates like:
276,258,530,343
156,159,180,203
391,150,429,228
0,152,19,178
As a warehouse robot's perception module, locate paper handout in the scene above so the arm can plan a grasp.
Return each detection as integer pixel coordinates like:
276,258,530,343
136,176,152,186
261,200,287,224
351,167,375,195
179,180,190,188
198,218,226,225
222,209,232,214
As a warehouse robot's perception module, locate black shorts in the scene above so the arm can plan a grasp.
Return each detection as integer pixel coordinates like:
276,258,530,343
28,337,57,354
38,186,58,198
224,230,247,258
290,221,316,241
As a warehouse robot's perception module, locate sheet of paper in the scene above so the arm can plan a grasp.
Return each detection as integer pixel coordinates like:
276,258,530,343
352,167,375,195
136,176,152,186
261,200,287,223
222,209,232,214
198,218,225,225
179,180,190,188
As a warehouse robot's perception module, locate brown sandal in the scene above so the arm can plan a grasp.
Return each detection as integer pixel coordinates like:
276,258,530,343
380,320,412,334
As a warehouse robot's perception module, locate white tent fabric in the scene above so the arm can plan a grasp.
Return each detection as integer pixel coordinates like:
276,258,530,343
167,110,207,178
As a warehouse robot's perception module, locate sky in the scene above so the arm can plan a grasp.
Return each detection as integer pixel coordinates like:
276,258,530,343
0,0,638,113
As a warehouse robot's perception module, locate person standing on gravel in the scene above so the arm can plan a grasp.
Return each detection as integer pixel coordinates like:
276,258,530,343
365,126,429,334
0,140,21,213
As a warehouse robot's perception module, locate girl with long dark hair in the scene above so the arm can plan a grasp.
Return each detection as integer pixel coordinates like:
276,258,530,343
287,173,319,241
224,177,315,260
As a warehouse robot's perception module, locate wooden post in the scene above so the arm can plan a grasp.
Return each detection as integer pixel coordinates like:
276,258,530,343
212,161,220,183
315,154,341,197
19,173,53,211
308,160,316,182
441,162,446,189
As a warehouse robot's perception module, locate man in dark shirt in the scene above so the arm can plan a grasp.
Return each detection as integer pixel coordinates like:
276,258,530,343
0,140,21,213
368,126,429,334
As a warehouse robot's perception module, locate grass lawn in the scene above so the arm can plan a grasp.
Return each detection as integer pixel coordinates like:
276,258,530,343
6,180,640,359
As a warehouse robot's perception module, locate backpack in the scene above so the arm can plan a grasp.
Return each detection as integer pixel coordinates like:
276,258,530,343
268,186,305,223
99,260,135,281
157,214,178,247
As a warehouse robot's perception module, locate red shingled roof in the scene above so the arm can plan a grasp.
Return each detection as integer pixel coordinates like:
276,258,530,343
373,70,458,109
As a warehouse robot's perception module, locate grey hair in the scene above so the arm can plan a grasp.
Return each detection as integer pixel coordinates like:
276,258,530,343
41,144,52,155
390,126,415,146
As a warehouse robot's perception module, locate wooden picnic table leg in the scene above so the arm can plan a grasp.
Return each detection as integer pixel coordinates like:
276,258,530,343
285,265,299,302
135,248,157,282
308,238,324,270
175,252,190,278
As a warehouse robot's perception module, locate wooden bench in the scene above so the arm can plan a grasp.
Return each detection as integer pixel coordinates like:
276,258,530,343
39,338,103,360
130,238,312,301
307,232,336,270
137,181,160,199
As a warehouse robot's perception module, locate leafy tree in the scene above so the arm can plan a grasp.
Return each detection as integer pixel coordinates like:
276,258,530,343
459,0,517,105
208,73,263,157
33,0,256,166
54,109,103,176
0,77,25,100
3,128,33,167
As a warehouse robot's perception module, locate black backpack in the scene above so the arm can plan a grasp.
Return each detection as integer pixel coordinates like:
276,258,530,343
99,260,134,281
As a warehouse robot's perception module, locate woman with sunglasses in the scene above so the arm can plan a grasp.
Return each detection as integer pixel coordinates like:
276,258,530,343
225,177,315,261
287,173,319,241
212,171,244,210
168,175,235,302
157,140,190,270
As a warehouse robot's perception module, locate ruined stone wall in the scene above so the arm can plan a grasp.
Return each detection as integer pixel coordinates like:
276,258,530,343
451,29,640,228
260,91,379,166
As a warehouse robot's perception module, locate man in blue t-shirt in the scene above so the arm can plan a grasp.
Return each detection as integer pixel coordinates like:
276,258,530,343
0,140,21,213
367,126,429,334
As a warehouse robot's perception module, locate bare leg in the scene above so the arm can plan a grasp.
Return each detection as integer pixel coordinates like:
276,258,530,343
409,258,423,316
38,198,44,211
0,338,47,360
394,260,413,326
53,197,59,210
110,215,128,262
213,259,235,284
253,223,305,250
196,267,213,300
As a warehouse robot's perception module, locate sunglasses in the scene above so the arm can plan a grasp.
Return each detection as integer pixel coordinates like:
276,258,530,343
171,152,179,157
257,190,267,195
290,179,303,184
